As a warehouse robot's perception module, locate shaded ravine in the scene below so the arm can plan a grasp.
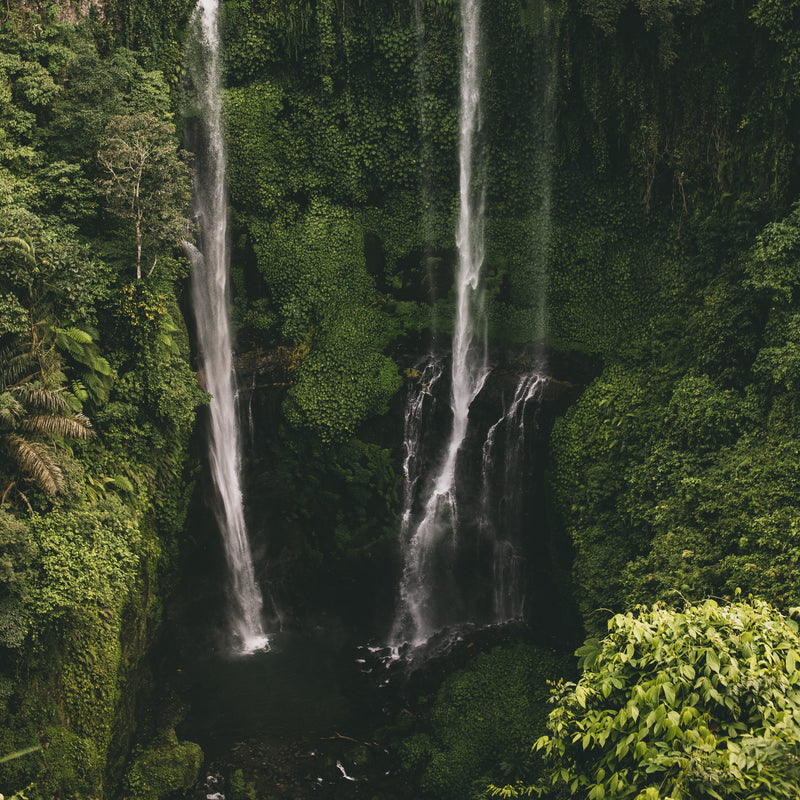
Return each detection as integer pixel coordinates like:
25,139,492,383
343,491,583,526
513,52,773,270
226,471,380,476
184,0,268,654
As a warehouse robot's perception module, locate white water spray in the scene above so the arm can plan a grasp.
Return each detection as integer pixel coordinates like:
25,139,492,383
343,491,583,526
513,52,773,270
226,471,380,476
185,0,268,655
392,0,488,648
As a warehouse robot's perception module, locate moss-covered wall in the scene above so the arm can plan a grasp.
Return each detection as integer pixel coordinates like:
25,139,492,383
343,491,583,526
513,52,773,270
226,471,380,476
210,0,800,594
0,3,203,797
219,0,797,383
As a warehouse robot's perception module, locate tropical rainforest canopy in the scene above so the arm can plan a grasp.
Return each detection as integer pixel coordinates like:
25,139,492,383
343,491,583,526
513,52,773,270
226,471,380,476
2,0,800,798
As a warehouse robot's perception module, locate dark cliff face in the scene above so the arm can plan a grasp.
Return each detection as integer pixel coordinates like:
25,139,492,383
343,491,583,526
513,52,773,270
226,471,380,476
173,343,598,647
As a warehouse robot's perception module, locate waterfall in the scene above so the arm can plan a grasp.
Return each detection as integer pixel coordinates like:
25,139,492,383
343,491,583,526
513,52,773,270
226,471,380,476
391,0,488,648
185,0,268,655
479,373,546,622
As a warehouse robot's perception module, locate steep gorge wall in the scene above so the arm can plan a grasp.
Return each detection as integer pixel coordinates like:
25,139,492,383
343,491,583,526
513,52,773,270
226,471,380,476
209,0,800,627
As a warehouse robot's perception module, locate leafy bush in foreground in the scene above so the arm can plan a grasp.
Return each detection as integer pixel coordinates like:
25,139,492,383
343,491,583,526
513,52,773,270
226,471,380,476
491,599,800,799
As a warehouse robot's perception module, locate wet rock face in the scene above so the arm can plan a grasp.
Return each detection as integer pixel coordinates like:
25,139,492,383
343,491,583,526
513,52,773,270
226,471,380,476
390,345,597,642
224,341,598,644
178,342,597,648
457,350,596,640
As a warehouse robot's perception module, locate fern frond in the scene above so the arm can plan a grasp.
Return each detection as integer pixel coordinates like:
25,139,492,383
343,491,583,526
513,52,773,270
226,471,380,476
68,379,88,408
110,474,135,496
93,356,112,377
84,372,110,404
58,326,94,346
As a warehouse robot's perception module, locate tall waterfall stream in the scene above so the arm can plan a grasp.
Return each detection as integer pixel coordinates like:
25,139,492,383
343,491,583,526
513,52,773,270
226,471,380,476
389,0,561,652
185,0,268,655
168,3,575,796
390,0,489,649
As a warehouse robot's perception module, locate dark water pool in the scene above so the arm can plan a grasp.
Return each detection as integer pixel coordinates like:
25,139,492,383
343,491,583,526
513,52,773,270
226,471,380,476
168,624,411,799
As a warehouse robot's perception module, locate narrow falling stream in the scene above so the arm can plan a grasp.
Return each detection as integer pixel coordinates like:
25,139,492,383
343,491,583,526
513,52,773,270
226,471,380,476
392,0,488,648
184,0,268,655
480,373,546,622
390,0,561,652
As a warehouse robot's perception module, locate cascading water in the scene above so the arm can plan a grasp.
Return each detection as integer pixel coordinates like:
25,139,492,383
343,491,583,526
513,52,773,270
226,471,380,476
391,0,488,648
184,0,268,655
479,373,546,622
398,360,446,551
480,4,559,622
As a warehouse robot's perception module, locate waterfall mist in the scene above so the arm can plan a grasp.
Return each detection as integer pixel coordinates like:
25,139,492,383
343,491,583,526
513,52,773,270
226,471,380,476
185,0,268,655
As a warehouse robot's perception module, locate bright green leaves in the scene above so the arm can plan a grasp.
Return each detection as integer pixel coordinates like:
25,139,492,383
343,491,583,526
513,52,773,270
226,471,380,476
533,600,800,800
245,197,401,444
28,498,141,623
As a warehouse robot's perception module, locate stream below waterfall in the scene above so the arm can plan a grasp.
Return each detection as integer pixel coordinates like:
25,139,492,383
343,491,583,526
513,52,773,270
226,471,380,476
174,635,394,799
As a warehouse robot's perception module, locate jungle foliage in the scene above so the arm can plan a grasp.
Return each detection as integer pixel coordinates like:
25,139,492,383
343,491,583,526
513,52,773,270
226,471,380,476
3,0,800,797
0,3,202,798
490,600,800,800
397,643,572,800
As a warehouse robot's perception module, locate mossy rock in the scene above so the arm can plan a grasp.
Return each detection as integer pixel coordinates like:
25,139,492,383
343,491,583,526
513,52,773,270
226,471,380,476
123,730,203,800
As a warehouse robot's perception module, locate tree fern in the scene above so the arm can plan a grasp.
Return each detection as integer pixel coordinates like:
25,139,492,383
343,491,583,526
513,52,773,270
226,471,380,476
1,345,95,502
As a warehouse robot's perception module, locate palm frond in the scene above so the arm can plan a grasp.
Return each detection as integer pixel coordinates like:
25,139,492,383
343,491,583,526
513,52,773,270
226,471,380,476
0,392,24,429
21,413,94,440
12,384,74,416
0,345,37,391
4,434,64,494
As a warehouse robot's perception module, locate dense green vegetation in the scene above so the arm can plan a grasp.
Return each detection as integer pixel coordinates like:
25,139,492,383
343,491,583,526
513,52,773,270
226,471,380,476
3,0,800,797
0,2,201,797
397,644,572,799
491,600,800,799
